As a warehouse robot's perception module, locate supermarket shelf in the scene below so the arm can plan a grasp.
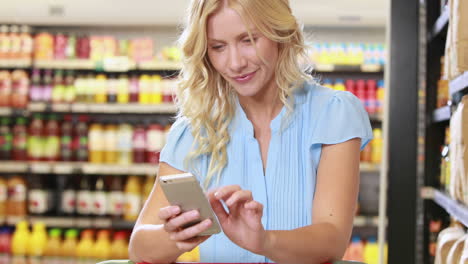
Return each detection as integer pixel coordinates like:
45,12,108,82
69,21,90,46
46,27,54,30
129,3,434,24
27,102,177,114
33,59,182,72
360,162,380,173
353,216,379,227
5,216,135,229
34,59,96,70
0,161,158,175
429,8,449,41
368,113,383,122
0,107,12,116
0,59,32,68
314,64,383,73
421,187,468,227
138,60,182,71
450,71,468,96
432,106,451,123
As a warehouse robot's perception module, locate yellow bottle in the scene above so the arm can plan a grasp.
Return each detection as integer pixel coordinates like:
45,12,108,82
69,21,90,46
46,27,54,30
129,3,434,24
88,123,104,163
177,246,200,262
27,222,47,264
371,128,383,164
363,237,379,264
44,228,62,264
93,230,111,263
142,176,154,203
61,229,78,264
139,75,151,104
76,229,95,264
117,74,129,104
94,74,107,103
110,231,128,260
151,75,162,104
12,220,29,264
124,176,142,221
333,79,346,91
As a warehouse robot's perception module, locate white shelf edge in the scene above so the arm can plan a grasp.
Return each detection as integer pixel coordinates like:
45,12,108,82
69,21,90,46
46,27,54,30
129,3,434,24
422,186,468,227
450,71,468,96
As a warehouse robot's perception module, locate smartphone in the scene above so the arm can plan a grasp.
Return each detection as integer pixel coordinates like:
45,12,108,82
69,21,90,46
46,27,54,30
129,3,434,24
159,173,221,236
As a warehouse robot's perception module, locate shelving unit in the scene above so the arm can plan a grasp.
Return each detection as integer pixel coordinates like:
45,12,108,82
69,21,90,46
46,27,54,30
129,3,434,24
314,64,383,73
27,102,177,114
3,216,135,229
0,59,32,68
432,106,451,123
449,71,468,95
421,187,468,227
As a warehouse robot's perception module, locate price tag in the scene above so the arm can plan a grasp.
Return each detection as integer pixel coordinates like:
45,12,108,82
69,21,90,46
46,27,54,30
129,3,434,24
103,57,135,72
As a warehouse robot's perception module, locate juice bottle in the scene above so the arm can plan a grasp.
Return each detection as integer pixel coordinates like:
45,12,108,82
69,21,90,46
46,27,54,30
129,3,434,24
117,122,133,165
124,176,142,221
93,175,108,217
109,177,124,219
355,80,366,108
44,114,60,162
93,230,111,262
42,69,53,103
85,74,96,103
0,227,12,264
6,176,27,217
8,26,21,59
110,231,128,259
132,124,147,163
76,35,90,59
371,128,383,164
107,75,118,103
75,115,89,162
74,75,86,103
146,124,165,164
19,26,33,60
129,74,139,103
377,80,385,115
28,114,44,161
60,115,73,161
0,71,11,107
65,34,76,59
95,74,107,103
54,33,68,60
62,229,78,264
44,228,62,264
28,176,50,216
0,26,10,59
333,79,346,91
60,175,76,216
366,80,377,114
12,117,27,161
142,176,154,203
29,69,42,103
104,123,118,164
151,75,162,104
363,237,379,264
27,222,47,264
76,230,94,264
64,70,76,104
88,123,104,163
77,175,92,216
0,178,6,221
0,117,12,160
10,70,29,108
163,78,176,103
345,236,364,262
52,70,65,104
139,75,151,104
11,221,29,264
117,74,129,104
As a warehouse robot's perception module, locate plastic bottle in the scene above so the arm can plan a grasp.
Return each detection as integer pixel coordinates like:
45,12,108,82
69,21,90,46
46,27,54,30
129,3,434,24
76,230,94,264
355,79,366,108
0,26,10,59
10,70,29,109
6,176,27,218
11,221,29,264
117,122,133,165
60,115,74,161
95,74,107,103
109,177,124,219
107,74,118,103
93,230,111,262
27,222,47,264
143,176,154,203
0,71,11,107
0,227,12,264
42,69,53,103
77,175,93,216
52,70,65,104
19,26,33,60
8,26,21,59
44,228,62,264
366,80,377,114
363,237,379,264
0,178,6,221
345,236,364,262
104,123,118,164
65,34,76,59
60,175,76,216
139,75,151,104
371,129,383,164
93,175,109,217
85,74,96,103
110,231,128,259
117,74,129,104
333,79,346,91
377,80,385,115
88,123,104,163
12,117,27,161
64,70,76,104
322,79,334,90
61,229,78,264
29,69,42,103
75,115,89,162
129,74,139,103
124,176,142,221
27,114,44,161
0,117,12,160
151,75,162,104
146,124,165,164
28,176,51,216
44,114,61,162
132,124,147,163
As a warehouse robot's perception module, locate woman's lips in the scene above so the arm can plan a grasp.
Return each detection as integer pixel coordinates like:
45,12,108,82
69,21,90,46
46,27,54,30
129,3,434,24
233,71,256,84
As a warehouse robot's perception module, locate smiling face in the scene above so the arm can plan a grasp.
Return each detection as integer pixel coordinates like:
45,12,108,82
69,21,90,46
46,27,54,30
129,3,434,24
206,5,279,99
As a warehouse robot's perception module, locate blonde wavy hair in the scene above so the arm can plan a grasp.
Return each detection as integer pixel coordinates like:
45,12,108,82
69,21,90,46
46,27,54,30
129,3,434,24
176,0,312,189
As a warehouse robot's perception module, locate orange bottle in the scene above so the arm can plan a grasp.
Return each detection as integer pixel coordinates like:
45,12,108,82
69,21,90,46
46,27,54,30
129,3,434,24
44,228,62,264
124,176,142,221
88,123,104,163
6,176,27,218
0,178,6,221
110,231,128,259
104,124,118,164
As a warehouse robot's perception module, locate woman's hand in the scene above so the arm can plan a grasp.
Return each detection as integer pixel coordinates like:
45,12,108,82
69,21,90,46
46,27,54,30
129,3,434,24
158,205,212,252
208,185,268,255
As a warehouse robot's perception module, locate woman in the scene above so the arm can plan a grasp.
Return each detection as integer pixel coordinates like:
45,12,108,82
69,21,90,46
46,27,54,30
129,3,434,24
129,0,373,263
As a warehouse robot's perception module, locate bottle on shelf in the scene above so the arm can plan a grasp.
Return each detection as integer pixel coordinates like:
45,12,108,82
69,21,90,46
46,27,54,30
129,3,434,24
0,71,11,107
43,114,60,162
0,26,10,59
151,75,162,104
0,178,6,221
377,80,385,115
124,176,142,222
76,229,94,264
103,122,118,164
60,115,74,162
28,175,52,216
54,32,68,60
8,26,21,60
129,74,139,103
29,69,42,103
65,34,76,59
27,114,44,161
75,115,89,162
44,228,62,264
42,70,53,103
34,31,54,60
88,122,104,164
19,25,32,60
0,117,12,160
110,231,128,259
6,175,27,218
132,124,147,164
60,175,77,216
147,124,165,164
117,74,129,104
52,70,65,104
93,175,109,217
109,176,124,219
143,176,154,203
77,175,93,217
117,122,133,165
371,128,383,164
95,74,107,104
93,230,111,263
61,229,78,264
10,70,29,109
366,79,377,114
363,237,379,264
139,74,151,104
0,227,12,264
27,222,47,264
12,117,27,161
11,220,29,264
64,70,76,104
107,74,118,103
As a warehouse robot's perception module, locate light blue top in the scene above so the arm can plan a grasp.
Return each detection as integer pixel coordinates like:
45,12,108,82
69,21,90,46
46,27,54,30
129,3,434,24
160,81,373,263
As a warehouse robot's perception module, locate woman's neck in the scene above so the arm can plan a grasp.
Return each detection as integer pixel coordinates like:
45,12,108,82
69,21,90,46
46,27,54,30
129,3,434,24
238,84,283,128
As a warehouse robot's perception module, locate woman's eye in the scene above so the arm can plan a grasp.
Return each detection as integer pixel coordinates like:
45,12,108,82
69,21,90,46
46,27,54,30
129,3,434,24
243,37,257,43
211,45,224,50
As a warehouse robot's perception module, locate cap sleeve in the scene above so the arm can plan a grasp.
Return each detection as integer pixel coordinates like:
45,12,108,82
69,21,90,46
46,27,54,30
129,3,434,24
311,90,373,150
159,117,194,172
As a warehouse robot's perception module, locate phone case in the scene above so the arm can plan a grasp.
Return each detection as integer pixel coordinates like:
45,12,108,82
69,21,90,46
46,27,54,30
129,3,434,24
159,173,222,236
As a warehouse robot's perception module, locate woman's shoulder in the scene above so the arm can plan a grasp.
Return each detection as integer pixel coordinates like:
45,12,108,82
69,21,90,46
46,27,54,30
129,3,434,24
296,81,359,111
159,116,195,171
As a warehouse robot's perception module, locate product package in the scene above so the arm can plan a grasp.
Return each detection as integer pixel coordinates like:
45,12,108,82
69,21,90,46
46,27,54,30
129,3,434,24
445,0,468,80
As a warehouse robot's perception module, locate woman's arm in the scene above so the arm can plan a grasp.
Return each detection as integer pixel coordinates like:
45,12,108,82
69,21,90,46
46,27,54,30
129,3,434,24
260,138,361,264
128,162,211,263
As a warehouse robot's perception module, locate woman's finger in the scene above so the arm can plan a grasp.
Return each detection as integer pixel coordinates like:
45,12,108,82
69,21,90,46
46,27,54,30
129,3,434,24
169,219,213,241
164,210,200,232
175,235,211,252
213,185,242,201
158,206,181,221
225,190,253,207
244,200,263,211
208,190,228,222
